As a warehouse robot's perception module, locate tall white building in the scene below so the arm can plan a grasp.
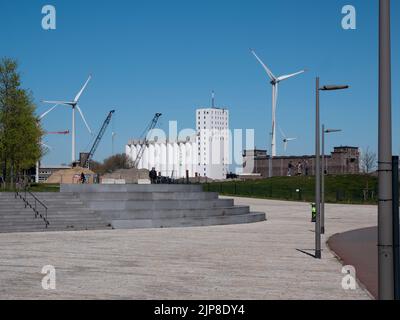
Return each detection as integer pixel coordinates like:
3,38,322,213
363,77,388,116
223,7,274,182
196,107,229,180
126,106,230,180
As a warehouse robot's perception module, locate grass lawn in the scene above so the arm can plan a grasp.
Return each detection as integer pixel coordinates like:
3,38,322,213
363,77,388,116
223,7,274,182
27,183,60,192
1,175,379,205
1,183,60,193
204,175,378,204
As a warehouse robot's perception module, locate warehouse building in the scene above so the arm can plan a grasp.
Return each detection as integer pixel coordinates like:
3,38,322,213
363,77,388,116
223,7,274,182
242,146,360,178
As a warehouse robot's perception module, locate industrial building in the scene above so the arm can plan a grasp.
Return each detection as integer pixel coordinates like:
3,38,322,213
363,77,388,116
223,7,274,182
37,165,72,183
242,146,360,178
126,136,198,179
196,107,229,180
126,106,230,180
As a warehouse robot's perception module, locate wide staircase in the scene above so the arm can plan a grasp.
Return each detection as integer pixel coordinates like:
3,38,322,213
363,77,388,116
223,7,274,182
61,184,266,229
0,192,111,233
1,184,266,233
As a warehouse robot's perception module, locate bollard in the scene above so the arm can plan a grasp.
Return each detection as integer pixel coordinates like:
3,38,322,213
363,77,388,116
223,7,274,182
311,203,316,223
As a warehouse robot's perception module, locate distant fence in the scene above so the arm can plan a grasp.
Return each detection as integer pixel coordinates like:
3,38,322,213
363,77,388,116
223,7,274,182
204,182,379,204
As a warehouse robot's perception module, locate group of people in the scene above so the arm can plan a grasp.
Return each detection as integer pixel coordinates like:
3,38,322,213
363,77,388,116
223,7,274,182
287,160,309,177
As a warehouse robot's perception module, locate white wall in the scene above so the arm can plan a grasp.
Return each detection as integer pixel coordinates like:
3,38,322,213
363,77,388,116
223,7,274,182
127,139,198,178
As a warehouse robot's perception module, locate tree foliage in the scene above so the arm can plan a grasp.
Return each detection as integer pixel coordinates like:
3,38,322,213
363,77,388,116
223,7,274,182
90,153,132,175
0,57,43,183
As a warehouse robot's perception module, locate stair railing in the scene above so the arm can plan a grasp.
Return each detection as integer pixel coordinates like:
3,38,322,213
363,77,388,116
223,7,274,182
15,181,49,228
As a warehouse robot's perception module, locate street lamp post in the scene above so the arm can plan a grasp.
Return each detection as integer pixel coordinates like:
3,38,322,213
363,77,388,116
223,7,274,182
321,127,342,235
315,77,321,259
315,78,349,259
378,0,394,300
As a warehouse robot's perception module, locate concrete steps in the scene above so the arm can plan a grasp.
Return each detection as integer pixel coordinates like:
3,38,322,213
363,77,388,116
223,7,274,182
88,199,234,210
0,224,110,233
1,183,267,232
96,205,250,220
62,184,267,230
78,192,220,201
0,192,111,233
61,184,204,193
112,213,266,229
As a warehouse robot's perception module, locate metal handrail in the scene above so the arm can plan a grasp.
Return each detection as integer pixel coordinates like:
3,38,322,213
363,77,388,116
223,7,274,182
15,182,49,228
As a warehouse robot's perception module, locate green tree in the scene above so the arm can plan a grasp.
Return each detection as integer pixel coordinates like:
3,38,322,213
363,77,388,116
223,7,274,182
0,58,43,185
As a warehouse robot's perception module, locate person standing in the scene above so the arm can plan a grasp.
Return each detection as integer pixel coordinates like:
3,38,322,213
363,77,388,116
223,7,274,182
287,161,293,176
297,162,303,176
304,160,309,176
149,168,157,184
80,172,86,184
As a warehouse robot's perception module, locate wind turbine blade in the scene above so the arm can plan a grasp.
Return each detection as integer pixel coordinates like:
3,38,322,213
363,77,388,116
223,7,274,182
279,126,286,139
39,104,59,120
42,100,74,106
76,105,92,134
250,49,276,81
277,70,306,82
74,75,92,103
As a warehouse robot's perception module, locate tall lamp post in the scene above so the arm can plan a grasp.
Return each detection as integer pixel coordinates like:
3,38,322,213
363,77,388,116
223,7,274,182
315,78,349,259
321,127,342,234
378,0,394,300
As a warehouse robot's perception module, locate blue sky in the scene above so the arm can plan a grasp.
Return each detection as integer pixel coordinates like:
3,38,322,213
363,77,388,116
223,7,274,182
0,0,399,165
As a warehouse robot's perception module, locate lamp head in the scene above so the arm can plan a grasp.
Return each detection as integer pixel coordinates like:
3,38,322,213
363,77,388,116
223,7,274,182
320,85,349,91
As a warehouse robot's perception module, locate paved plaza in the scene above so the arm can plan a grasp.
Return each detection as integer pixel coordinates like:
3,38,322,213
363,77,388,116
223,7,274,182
0,197,377,300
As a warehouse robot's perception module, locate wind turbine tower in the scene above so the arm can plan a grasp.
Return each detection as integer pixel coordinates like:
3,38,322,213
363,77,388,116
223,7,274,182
42,75,93,163
251,49,306,177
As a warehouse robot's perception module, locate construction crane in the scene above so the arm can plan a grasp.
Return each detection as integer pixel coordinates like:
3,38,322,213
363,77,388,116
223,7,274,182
36,130,70,183
79,110,115,168
133,113,162,168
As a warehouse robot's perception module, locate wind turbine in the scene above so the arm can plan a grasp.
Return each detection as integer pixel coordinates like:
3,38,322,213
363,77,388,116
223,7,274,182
35,107,70,182
250,49,305,176
279,126,297,153
42,75,93,162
